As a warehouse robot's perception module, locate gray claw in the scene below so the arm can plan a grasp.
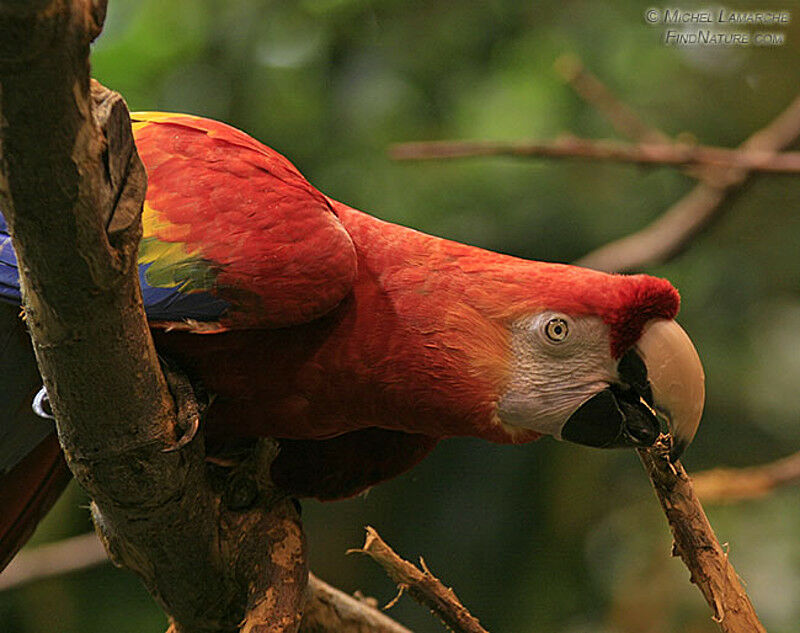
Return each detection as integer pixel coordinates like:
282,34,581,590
32,386,55,420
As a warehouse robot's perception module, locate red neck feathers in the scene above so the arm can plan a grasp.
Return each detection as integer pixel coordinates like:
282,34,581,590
331,200,679,358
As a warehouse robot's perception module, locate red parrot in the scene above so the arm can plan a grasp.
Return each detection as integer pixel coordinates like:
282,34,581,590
0,113,705,572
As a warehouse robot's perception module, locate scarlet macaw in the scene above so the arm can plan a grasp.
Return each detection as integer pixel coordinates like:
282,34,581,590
0,113,705,571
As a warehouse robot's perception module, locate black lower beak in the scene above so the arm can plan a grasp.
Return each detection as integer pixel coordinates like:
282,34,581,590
561,349,660,450
561,386,660,449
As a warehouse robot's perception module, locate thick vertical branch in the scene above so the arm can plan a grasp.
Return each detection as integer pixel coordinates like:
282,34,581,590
0,2,306,632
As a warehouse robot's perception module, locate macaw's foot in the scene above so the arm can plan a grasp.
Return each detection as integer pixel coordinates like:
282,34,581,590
159,359,205,453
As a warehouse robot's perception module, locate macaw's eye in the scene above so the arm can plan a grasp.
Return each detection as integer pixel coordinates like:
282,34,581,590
544,318,569,342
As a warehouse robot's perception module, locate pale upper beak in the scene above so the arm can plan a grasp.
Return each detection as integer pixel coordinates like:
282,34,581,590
634,319,705,461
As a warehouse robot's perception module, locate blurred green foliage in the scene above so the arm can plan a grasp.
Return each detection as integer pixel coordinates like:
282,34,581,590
3,0,800,631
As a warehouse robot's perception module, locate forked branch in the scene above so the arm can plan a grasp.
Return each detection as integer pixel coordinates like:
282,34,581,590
577,92,800,272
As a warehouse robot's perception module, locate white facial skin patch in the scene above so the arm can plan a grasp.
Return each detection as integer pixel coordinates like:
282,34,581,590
497,313,619,438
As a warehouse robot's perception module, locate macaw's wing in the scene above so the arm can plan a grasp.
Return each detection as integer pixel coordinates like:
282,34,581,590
131,113,358,330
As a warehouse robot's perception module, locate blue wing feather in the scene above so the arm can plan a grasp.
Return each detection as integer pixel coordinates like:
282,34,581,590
0,215,21,305
0,212,228,322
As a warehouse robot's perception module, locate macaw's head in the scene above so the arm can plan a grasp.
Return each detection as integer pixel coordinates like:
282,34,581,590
492,266,704,461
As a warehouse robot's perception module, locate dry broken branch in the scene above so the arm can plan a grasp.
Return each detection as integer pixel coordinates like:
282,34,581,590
351,527,489,633
639,440,766,633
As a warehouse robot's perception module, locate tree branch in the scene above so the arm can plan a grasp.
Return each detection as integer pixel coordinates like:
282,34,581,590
577,92,800,272
639,440,766,632
692,449,800,504
351,527,489,633
558,59,800,272
390,136,800,174
0,531,107,592
0,3,305,632
0,532,415,633
390,55,800,275
301,574,415,633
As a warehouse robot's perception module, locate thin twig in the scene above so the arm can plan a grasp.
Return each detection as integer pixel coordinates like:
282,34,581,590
390,136,800,174
555,54,670,144
639,439,766,633
350,527,489,633
693,449,800,504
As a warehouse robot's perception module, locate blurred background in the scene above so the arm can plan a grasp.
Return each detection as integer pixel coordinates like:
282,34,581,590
2,0,800,631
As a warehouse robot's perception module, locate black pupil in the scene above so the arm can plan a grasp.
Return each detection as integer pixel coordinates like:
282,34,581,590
549,320,565,339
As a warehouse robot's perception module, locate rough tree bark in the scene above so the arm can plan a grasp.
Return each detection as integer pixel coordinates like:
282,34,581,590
638,442,766,633
0,2,306,632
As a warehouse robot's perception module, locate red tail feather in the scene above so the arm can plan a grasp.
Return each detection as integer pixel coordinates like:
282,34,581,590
0,434,71,572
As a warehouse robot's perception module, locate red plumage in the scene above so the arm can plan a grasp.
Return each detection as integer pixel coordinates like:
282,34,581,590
134,113,680,497
0,113,682,569
152,199,678,442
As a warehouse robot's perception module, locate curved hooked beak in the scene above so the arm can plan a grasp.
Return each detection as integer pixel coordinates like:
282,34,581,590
635,319,705,461
561,319,705,462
